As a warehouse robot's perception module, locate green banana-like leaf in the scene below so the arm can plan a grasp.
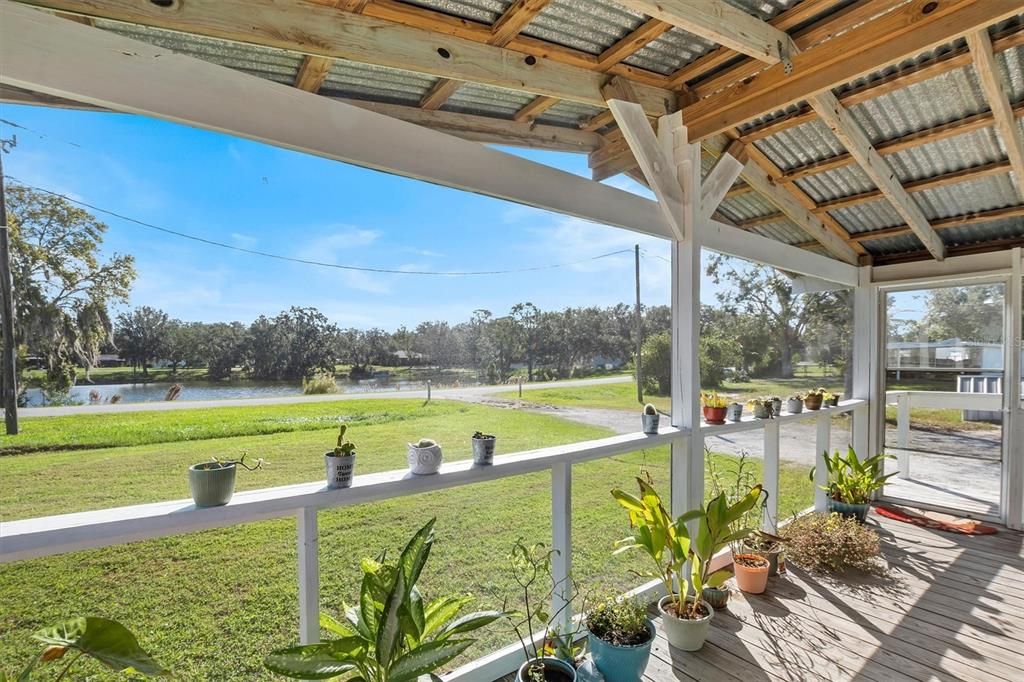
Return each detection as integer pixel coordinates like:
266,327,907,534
263,638,364,680
610,488,646,514
398,520,436,599
389,639,474,682
423,596,473,638
360,571,382,641
375,564,407,666
32,617,169,677
706,568,733,588
320,612,357,639
406,586,426,640
433,611,504,640
345,605,373,642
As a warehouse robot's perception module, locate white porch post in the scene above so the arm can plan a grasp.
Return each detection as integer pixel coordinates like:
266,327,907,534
1003,248,1023,529
665,113,704,518
852,266,883,460
296,507,320,644
550,461,573,629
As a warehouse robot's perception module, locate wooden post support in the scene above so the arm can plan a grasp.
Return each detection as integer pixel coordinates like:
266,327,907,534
814,412,830,513
762,419,780,532
550,461,572,631
296,507,320,644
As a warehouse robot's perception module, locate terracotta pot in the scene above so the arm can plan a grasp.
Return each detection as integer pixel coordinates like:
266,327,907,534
702,405,727,425
742,542,782,577
733,554,770,594
803,394,823,410
657,595,712,652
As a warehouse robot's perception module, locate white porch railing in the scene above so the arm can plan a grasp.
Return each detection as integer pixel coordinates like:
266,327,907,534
0,402,863,681
885,390,1003,478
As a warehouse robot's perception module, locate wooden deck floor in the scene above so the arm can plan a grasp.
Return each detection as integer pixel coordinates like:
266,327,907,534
640,512,1024,682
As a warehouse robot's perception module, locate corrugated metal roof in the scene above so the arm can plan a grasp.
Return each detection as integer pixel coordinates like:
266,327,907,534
400,0,510,25
321,60,439,106
537,100,605,127
443,82,536,118
749,220,811,246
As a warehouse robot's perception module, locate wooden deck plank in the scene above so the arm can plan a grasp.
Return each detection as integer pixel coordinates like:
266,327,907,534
635,512,1024,682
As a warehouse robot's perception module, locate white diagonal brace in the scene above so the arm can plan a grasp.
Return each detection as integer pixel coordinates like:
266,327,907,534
811,91,945,260
701,140,746,217
615,0,792,65
967,28,1024,202
607,99,686,239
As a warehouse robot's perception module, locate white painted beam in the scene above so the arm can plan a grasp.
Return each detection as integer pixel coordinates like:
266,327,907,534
0,2,671,239
701,143,745,218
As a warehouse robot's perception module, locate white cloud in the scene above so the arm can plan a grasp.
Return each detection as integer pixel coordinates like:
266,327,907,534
296,226,381,262
230,232,258,248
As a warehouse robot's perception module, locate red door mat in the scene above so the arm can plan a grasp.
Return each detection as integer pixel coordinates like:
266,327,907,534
875,505,998,535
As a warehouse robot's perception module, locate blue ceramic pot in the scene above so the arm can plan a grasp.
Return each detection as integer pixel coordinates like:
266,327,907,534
829,498,869,523
587,621,654,682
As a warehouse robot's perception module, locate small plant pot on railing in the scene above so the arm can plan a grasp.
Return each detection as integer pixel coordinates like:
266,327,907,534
407,439,443,475
657,595,713,652
804,393,823,410
828,498,870,523
471,432,496,465
587,620,654,682
641,403,660,434
828,395,840,407
702,405,727,425
701,586,730,611
325,452,355,489
517,657,576,682
751,402,771,419
733,554,770,594
769,398,782,415
726,403,743,421
189,462,237,507
786,398,803,414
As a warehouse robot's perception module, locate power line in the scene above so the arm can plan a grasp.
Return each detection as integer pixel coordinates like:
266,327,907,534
4,176,634,276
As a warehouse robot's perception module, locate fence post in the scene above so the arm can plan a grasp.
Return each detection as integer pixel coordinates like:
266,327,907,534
762,420,780,532
550,461,572,632
814,413,830,513
297,507,320,644
896,393,911,478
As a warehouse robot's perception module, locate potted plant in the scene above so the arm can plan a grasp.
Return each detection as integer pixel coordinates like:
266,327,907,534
585,596,654,682
472,431,496,465
747,398,771,419
266,519,503,680
783,511,882,573
824,391,839,407
505,540,585,682
803,388,824,411
708,451,783,578
641,403,659,434
785,394,804,414
732,553,770,594
188,454,262,508
611,478,762,651
810,446,896,522
407,437,443,475
325,423,356,489
766,395,782,416
700,391,728,425
726,402,743,422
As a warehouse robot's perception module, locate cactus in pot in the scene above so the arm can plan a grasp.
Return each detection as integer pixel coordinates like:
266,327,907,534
408,437,443,475
641,402,660,434
325,424,356,489
472,431,496,465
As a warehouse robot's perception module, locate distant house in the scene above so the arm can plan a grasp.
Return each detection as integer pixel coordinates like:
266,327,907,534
96,354,127,368
887,338,1002,372
591,356,626,370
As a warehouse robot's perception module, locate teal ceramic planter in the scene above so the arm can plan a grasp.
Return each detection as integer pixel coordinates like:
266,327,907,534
517,657,576,682
189,462,237,507
587,621,654,682
829,498,869,523
702,587,729,610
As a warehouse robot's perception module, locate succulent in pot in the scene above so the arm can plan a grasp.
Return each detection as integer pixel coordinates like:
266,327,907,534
811,446,896,522
472,431,496,465
585,596,654,682
700,391,728,425
325,423,356,489
641,403,660,435
726,402,744,422
611,478,763,652
803,388,824,411
407,437,443,475
189,453,263,508
732,553,770,594
785,394,804,414
747,398,771,419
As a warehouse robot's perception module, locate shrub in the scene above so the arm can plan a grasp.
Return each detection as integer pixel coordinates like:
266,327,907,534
640,331,671,395
783,512,882,573
585,596,651,647
302,371,339,394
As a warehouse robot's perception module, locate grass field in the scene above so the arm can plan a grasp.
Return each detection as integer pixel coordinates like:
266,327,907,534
0,400,813,679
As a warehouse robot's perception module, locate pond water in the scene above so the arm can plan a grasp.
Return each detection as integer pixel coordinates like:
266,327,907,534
22,377,468,407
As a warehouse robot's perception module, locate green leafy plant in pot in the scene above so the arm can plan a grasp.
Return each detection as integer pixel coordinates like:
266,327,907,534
4,616,168,680
265,518,503,680
585,596,654,682
708,450,782,578
504,540,587,682
810,446,896,522
746,398,771,419
326,423,356,489
189,453,263,508
610,478,762,651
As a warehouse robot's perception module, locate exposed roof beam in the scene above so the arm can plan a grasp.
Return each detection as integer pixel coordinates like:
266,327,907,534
294,56,333,93
810,91,945,259
597,19,672,71
513,96,560,123
967,28,1024,201
16,0,675,117
614,0,792,63
0,1,671,239
419,79,463,110
701,140,746,217
681,0,1022,141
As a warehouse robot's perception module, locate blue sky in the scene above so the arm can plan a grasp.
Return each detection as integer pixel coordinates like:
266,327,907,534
1,104,726,330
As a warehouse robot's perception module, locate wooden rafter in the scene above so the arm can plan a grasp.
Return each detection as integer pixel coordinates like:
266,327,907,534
967,28,1024,201
294,56,333,93
681,0,1022,141
848,205,1024,243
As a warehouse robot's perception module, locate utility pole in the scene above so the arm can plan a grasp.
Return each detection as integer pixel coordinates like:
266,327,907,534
634,244,643,404
0,135,18,434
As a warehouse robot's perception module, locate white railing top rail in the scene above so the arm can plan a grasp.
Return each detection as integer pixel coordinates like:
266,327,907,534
884,390,1003,409
700,398,865,436
0,427,686,564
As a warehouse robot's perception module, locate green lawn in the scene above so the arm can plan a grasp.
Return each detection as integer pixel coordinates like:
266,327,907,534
0,400,813,680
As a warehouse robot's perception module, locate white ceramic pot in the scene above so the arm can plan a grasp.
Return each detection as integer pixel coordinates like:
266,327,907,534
407,443,443,475
786,398,803,414
325,452,355,489
657,595,713,652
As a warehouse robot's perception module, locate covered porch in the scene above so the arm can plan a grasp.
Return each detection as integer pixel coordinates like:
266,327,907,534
2,0,1024,680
